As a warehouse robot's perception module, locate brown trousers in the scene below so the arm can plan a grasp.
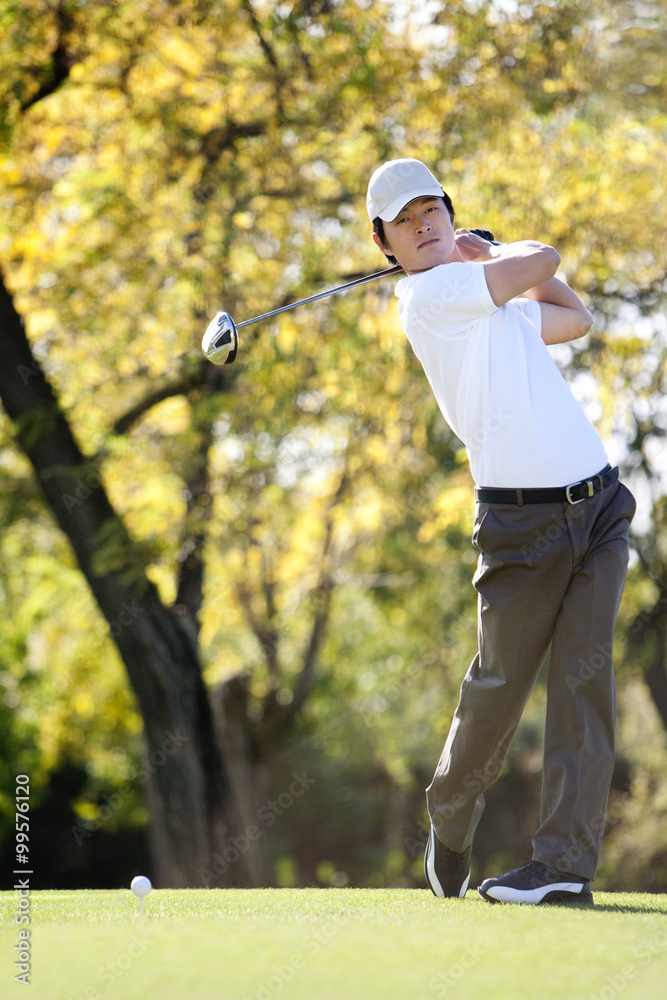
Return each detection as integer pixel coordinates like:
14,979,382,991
426,478,636,879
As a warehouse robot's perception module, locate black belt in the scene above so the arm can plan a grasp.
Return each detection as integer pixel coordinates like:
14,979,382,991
475,465,618,506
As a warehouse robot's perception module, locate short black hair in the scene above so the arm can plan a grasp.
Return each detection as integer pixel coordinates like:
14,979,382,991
373,193,456,266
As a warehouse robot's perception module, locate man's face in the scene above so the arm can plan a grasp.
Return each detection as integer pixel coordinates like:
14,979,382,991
373,196,459,273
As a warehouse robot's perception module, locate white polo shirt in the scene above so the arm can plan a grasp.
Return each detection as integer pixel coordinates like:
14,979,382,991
395,261,608,488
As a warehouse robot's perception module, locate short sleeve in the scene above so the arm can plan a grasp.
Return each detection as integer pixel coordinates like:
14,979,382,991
396,262,497,341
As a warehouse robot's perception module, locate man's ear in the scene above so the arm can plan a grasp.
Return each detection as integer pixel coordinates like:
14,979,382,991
373,231,390,254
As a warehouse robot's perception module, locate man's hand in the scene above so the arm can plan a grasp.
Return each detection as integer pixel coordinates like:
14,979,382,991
455,229,499,262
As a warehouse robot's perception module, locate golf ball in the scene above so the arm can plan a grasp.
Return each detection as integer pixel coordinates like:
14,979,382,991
130,875,152,898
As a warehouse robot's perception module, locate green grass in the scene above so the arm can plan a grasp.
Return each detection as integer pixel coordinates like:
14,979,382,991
1,888,667,1000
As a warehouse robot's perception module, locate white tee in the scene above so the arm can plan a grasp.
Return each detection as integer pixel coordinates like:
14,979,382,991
395,261,608,488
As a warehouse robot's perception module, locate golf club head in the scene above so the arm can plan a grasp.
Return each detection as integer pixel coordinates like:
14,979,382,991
202,311,239,365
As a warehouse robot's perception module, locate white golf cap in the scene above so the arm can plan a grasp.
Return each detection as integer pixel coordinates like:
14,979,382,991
367,158,445,223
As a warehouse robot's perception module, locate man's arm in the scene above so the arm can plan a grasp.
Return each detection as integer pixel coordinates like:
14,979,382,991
455,230,592,344
523,277,593,345
455,231,560,307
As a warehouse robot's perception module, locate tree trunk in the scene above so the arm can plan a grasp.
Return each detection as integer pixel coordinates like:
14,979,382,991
0,273,242,886
627,585,667,738
212,673,274,886
644,657,667,735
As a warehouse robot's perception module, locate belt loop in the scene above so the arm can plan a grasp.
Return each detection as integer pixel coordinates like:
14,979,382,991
597,474,603,492
516,489,523,506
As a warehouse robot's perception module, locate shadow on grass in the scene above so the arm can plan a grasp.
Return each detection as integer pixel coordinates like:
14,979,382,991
544,898,667,915
586,903,667,914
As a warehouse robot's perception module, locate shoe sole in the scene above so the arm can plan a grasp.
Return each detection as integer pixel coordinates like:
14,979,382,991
478,883,594,905
425,826,470,899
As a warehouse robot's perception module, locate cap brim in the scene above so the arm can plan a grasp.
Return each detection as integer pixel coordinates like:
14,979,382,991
377,185,445,222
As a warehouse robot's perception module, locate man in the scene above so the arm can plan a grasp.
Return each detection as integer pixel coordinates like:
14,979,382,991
367,158,636,904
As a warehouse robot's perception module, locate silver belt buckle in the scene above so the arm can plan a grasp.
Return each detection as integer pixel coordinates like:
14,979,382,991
566,480,595,505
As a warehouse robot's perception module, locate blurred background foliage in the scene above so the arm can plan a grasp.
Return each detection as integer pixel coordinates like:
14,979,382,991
0,0,666,890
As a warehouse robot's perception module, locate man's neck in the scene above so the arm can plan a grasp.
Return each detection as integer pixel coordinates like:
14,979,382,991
404,246,464,275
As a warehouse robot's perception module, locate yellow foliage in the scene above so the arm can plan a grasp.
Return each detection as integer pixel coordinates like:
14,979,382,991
25,308,58,338
277,320,296,354
1,0,666,838
155,31,211,76
366,435,391,465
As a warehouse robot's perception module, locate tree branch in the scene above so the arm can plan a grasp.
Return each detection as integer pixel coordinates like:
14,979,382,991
111,375,201,436
240,0,282,76
239,0,286,119
21,2,75,111
173,432,212,634
236,578,281,677
200,120,267,163
110,361,232,437
287,461,349,719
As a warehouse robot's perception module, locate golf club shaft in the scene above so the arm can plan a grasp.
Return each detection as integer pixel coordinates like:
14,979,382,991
235,264,403,330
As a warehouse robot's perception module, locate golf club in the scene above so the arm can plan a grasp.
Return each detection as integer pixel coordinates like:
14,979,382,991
201,229,499,365
201,263,401,365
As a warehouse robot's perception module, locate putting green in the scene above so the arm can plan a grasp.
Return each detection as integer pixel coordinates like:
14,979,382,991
1,888,666,999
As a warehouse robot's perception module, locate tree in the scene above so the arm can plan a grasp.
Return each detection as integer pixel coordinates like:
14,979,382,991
1,0,666,888
1,0,446,885
1,281,241,885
